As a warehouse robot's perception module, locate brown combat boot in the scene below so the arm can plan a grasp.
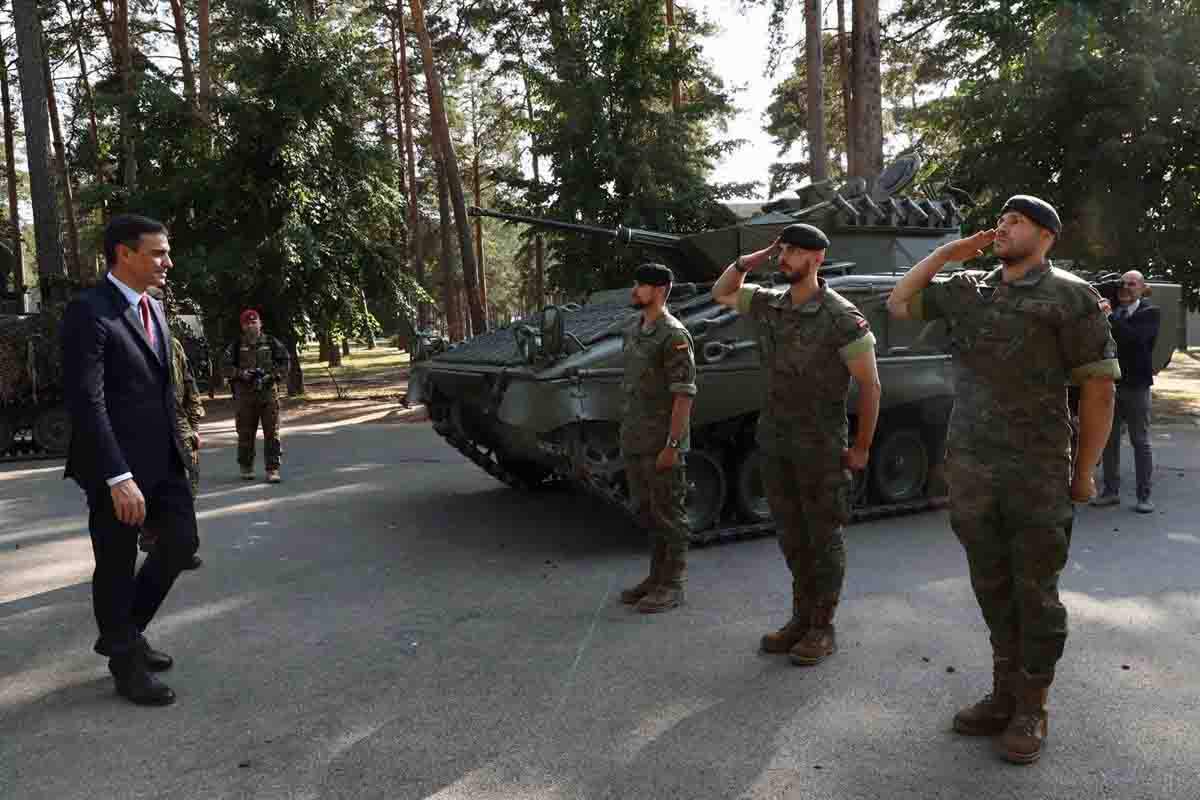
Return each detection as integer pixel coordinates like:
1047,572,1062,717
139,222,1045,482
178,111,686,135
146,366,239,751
999,671,1051,764
636,548,686,614
953,652,1018,736
789,595,838,666
620,541,665,605
760,592,810,653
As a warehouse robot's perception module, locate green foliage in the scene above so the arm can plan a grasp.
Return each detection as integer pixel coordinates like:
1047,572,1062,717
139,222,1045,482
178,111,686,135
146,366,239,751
470,0,755,295
890,0,1200,297
66,0,432,353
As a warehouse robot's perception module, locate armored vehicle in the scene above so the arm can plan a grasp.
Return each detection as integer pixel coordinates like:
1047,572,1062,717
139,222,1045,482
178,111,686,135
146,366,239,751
409,159,1184,543
0,310,70,458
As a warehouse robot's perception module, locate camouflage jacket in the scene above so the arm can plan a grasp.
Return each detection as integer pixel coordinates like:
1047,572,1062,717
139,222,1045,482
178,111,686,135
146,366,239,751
619,310,697,456
170,336,205,442
737,279,876,458
223,334,290,399
907,262,1120,469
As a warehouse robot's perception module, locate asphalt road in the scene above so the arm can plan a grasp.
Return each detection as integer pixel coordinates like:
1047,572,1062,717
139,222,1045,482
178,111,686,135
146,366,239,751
3,412,1199,799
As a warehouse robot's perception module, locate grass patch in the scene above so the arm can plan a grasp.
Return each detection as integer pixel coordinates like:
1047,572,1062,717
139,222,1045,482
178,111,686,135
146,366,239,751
1152,349,1200,424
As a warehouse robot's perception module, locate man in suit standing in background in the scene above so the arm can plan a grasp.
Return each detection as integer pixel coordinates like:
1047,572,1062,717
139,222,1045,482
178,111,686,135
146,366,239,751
62,214,200,706
1092,270,1161,513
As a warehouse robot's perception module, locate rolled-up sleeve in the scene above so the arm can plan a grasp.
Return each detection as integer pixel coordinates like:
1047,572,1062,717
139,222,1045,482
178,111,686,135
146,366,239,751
665,331,697,396
735,284,764,318
1062,288,1121,384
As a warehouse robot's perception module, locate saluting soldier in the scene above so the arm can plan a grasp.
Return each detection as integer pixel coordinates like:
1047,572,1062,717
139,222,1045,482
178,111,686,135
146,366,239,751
223,309,290,483
618,263,698,614
887,195,1119,764
712,224,881,666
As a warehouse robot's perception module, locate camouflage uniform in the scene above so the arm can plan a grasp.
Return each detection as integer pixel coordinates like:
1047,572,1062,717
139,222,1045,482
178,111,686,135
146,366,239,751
169,337,205,494
223,335,290,473
736,279,876,659
905,263,1118,727
618,311,697,610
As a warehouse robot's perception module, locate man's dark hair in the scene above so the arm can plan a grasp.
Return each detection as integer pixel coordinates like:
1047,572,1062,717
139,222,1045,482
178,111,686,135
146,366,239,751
104,214,168,267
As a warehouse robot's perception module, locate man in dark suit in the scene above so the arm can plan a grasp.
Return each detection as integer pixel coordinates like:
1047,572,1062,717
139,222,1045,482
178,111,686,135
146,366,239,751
1092,270,1160,514
63,214,200,706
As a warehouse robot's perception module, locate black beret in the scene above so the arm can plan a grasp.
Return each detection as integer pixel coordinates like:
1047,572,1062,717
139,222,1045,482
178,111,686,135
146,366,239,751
779,223,830,251
634,262,673,287
1001,195,1061,236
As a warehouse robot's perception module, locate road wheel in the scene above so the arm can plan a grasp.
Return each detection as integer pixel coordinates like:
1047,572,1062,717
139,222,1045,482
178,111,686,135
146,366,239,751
32,405,71,453
684,450,727,535
870,427,929,504
733,448,772,523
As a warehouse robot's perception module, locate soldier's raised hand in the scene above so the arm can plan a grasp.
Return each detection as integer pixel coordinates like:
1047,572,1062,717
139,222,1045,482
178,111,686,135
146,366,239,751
937,229,996,263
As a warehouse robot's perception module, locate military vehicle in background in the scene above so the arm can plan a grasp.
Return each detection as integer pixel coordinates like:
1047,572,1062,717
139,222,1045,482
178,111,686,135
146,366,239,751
0,310,70,458
0,303,211,460
407,156,1184,543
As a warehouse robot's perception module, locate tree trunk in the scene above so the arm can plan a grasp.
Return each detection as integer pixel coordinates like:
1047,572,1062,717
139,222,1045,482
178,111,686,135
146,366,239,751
11,0,66,302
287,338,304,395
470,89,488,326
521,69,544,309
437,161,463,342
341,337,351,357
665,0,681,112
837,0,853,175
409,0,485,336
850,0,883,178
805,0,827,181
92,0,117,64
397,1,424,328
198,0,211,123
167,0,197,109
318,331,331,362
360,287,376,348
388,13,407,253
66,0,107,217
0,36,23,300
114,0,137,190
43,52,84,283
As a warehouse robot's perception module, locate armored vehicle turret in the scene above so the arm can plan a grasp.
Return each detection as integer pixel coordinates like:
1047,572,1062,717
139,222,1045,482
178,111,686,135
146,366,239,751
409,157,1184,543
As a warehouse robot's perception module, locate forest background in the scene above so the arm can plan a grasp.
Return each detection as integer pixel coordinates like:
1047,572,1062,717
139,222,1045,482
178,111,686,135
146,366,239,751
0,0,1195,392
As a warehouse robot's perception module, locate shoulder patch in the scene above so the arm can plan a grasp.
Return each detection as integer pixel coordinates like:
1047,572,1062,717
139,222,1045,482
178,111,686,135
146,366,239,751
674,341,689,350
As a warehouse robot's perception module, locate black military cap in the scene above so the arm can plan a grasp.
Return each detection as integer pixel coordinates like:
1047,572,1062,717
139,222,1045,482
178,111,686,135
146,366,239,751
634,262,674,287
779,223,830,251
1001,195,1061,236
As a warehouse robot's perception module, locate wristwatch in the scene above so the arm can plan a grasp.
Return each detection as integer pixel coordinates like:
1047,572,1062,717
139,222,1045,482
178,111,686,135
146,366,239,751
666,437,681,449
734,256,750,274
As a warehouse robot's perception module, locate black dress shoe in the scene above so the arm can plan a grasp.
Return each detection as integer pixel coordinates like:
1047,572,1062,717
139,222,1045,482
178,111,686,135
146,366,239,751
183,554,203,570
140,641,174,672
110,658,176,707
115,671,177,706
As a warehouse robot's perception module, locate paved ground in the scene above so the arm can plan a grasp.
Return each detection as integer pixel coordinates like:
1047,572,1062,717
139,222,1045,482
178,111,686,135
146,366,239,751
2,411,1199,799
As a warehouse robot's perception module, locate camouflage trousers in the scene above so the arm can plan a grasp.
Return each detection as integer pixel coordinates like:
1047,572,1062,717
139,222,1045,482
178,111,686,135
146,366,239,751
761,453,850,601
236,392,282,469
183,436,200,495
946,449,1074,675
625,454,690,553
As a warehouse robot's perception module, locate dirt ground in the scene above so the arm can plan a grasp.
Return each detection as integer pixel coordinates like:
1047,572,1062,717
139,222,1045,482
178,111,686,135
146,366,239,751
200,344,427,429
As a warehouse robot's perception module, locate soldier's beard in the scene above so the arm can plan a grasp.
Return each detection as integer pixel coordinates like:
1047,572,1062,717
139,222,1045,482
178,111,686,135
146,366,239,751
996,239,1036,265
778,264,814,284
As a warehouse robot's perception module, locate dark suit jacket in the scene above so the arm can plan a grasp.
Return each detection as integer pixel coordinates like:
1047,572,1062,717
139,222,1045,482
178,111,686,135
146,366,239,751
1109,301,1160,389
62,278,188,493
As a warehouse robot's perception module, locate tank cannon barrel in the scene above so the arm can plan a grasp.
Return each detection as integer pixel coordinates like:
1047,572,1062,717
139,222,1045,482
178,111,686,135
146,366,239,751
468,206,681,253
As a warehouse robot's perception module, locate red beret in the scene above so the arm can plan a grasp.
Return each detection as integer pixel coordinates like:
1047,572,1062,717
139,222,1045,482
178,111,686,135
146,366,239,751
240,309,260,325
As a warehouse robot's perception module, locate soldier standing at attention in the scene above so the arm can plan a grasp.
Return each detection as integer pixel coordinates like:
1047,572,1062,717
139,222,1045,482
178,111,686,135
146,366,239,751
886,195,1119,764
711,224,881,667
618,263,697,614
223,309,290,483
